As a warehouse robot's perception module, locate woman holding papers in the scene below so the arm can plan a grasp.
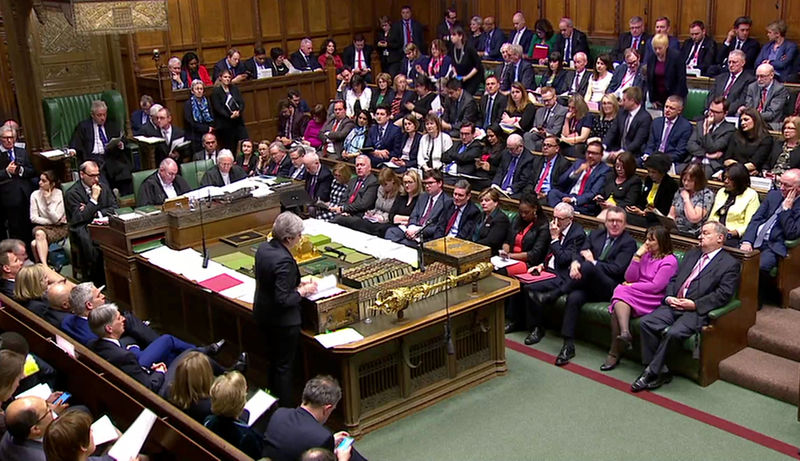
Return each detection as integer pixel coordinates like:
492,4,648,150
602,226,677,371
204,371,263,459
210,69,247,151
253,212,318,407
30,170,68,269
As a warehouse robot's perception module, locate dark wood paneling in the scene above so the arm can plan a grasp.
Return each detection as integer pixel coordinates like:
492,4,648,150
678,0,710,40
713,0,748,41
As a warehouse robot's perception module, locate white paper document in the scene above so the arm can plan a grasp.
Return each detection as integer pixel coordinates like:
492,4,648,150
491,255,519,270
133,136,165,144
243,389,278,426
304,274,345,301
15,382,51,400
55,335,77,358
108,408,157,461
314,328,365,348
91,415,120,445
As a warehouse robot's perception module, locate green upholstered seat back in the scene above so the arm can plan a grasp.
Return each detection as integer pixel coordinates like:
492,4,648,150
42,90,127,149
684,88,709,121
181,159,214,190
132,169,157,203
61,180,76,195
588,45,613,64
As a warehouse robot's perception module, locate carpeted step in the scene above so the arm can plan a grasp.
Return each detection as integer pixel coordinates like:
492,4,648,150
719,347,799,405
747,306,800,361
789,286,800,311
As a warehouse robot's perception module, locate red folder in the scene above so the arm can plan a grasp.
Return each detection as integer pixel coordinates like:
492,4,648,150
514,271,556,284
531,44,549,60
199,273,244,292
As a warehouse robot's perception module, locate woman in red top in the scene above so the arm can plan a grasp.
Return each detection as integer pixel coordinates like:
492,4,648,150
498,192,550,276
318,38,344,73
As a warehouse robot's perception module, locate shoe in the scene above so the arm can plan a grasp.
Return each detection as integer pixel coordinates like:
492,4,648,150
554,344,575,366
600,354,620,371
531,290,559,307
617,331,633,351
523,327,545,345
201,339,226,356
229,352,249,373
504,321,520,334
631,370,657,392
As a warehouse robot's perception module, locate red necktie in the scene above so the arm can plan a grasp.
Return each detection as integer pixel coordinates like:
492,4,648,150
577,166,593,195
535,159,552,193
420,196,434,224
405,21,412,44
758,88,767,111
445,206,460,234
357,51,363,70
722,74,737,98
632,37,639,50
348,179,363,203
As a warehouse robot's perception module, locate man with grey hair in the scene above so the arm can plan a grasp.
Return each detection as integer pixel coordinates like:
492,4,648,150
200,149,246,186
137,157,191,206
193,132,219,163
493,133,533,199
740,63,789,129
264,375,367,461
633,221,740,392
555,17,589,65
0,124,35,245
290,38,322,72
90,303,224,392
612,15,649,62
131,94,154,134
168,56,185,90
65,160,118,284
499,43,533,92
304,152,333,204
140,107,187,164
706,49,754,116
329,155,378,217
69,99,133,195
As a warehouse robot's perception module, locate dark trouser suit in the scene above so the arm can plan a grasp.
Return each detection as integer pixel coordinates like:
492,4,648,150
639,306,703,374
558,261,617,338
134,334,195,369
266,324,301,407
522,276,563,329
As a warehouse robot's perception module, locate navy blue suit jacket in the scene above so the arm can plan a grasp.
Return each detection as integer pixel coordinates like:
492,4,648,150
365,123,402,165
91,338,164,392
605,64,646,94
580,229,637,287
549,221,586,280
756,40,798,79
742,189,800,258
305,165,333,202
643,116,693,163
264,407,367,461
253,239,302,327
408,192,453,239
717,38,760,70
550,160,611,212
481,28,505,60
508,29,534,54
433,201,482,240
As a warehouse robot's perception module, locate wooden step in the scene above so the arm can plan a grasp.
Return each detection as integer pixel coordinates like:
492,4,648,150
719,347,800,405
747,307,800,361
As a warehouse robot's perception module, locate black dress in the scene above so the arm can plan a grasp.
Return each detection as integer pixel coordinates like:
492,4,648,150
376,195,419,238
473,207,510,255
725,133,774,173
450,45,484,95
210,84,248,150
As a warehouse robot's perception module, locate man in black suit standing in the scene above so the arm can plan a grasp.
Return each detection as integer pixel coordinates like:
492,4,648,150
65,161,117,284
716,16,760,72
342,34,374,83
442,123,483,182
212,48,247,83
680,20,717,77
263,375,367,461
554,17,589,65
434,180,481,240
705,50,755,116
329,155,378,218
254,213,319,406
493,134,534,199
479,75,507,128
0,124,35,245
441,79,479,137
137,158,192,207
612,16,650,62
141,107,187,164
633,221,740,391
304,152,333,204
532,207,637,365
603,86,652,162
390,5,425,56
290,38,322,72
69,100,133,196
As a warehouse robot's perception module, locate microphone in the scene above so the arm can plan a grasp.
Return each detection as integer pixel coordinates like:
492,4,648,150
324,246,347,260
200,190,210,268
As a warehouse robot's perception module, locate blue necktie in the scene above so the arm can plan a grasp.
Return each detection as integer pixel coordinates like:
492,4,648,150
99,125,108,145
485,95,494,127
7,148,14,162
502,155,519,189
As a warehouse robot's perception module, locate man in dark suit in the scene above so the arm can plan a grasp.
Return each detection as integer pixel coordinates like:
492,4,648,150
554,18,589,65
493,134,534,199
265,143,292,177
212,48,247,83
137,158,192,206
633,221,740,392
65,161,117,284
603,86,652,161
523,86,568,152
436,7,459,51
290,38,322,72
522,202,586,345
319,100,355,159
200,150,247,186
606,48,646,97
193,133,219,163
42,282,72,329
69,100,133,196
479,16,504,61
715,16,760,72
530,135,571,203
330,155,379,218
612,16,650,62
0,248,21,298
508,12,533,54
741,63,790,130
548,140,610,215
263,375,368,461
303,152,333,203
0,125,35,244
140,107,187,164
365,105,402,167
705,50,755,116
479,75,507,128
740,169,800,284
563,52,592,97
680,21,717,77
684,97,737,176
389,6,425,56
500,44,534,92
0,396,58,461
441,79,479,137
242,46,272,80
434,180,481,240
531,207,636,365
385,169,452,247
643,95,693,165
652,16,681,53
342,34,374,83
130,94,153,135
442,123,483,181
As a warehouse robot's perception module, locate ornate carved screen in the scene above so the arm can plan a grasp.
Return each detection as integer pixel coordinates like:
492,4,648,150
72,0,168,34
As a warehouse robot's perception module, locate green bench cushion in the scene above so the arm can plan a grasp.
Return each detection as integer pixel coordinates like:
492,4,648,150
684,88,709,121
42,90,127,149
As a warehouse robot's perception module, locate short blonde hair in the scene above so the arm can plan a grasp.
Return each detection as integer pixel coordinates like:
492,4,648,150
210,371,247,418
13,264,48,301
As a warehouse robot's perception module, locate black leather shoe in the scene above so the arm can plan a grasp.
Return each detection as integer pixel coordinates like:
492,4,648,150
202,339,226,356
229,352,248,373
554,344,575,366
504,321,520,334
600,354,620,371
631,370,657,392
523,327,545,345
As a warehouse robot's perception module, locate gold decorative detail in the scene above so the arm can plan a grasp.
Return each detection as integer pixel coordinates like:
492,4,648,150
370,262,494,319
39,9,89,54
73,0,169,35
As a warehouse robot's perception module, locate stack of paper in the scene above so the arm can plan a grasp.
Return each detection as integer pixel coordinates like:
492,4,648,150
108,408,157,461
491,256,518,270
243,390,277,426
304,274,344,301
314,328,364,348
91,415,120,445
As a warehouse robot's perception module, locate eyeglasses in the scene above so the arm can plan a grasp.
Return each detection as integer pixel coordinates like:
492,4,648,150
83,172,100,178
542,143,559,148
423,181,437,186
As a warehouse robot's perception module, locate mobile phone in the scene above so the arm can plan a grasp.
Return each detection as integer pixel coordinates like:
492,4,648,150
53,392,71,405
336,436,354,451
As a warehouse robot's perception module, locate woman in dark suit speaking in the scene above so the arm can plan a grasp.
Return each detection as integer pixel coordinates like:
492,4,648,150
254,212,318,406
210,69,248,150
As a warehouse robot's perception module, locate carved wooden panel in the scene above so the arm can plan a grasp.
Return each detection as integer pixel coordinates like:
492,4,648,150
258,0,283,40
228,0,256,41
678,1,709,40
590,0,618,36
197,0,226,44
712,0,748,41
621,0,648,27
166,0,195,47
283,0,306,36
649,0,678,34
749,1,782,42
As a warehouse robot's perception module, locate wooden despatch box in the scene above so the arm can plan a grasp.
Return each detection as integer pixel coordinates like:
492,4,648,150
422,237,491,274
301,287,360,334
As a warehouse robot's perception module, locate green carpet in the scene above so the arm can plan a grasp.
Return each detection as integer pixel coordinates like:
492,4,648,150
355,333,798,461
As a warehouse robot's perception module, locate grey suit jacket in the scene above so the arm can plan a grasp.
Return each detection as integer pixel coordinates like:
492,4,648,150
341,174,378,216
743,81,790,128
319,116,356,158
686,121,737,159
443,91,479,135
524,104,568,151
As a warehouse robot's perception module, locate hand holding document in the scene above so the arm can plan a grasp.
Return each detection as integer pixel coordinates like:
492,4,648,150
108,408,157,461
304,274,344,301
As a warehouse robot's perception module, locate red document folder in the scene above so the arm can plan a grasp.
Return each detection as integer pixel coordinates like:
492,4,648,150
199,273,243,292
514,271,557,284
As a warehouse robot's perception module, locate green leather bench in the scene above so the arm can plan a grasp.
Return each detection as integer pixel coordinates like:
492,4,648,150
684,88,709,121
588,45,613,64
42,90,127,150
132,169,157,205
180,159,215,190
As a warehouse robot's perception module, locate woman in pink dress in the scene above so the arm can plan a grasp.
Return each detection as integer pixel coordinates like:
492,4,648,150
601,226,678,371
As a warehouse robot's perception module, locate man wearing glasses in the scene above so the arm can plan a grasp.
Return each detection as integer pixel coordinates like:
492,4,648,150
741,63,790,130
0,395,68,460
523,87,566,152
65,161,118,284
684,96,736,176
385,169,452,247
607,48,645,99
0,124,36,246
531,135,570,204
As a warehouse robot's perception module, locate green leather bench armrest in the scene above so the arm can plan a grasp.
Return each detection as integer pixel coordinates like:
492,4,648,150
707,299,741,320
786,238,800,249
